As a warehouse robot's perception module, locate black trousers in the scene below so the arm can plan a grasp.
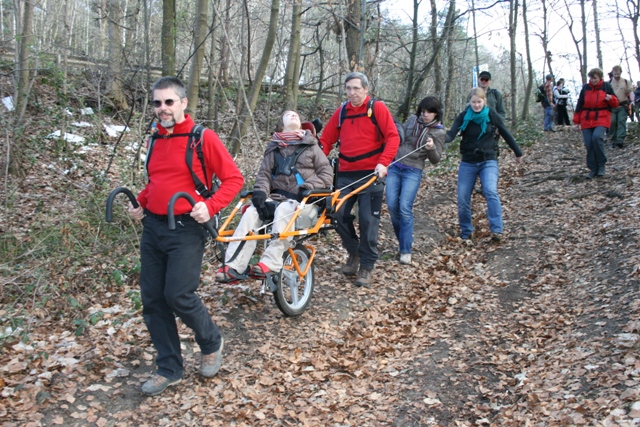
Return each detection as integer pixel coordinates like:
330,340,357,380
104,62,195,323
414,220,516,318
140,214,221,380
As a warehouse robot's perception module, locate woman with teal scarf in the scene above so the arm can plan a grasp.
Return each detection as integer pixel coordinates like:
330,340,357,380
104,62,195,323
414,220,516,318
445,87,523,241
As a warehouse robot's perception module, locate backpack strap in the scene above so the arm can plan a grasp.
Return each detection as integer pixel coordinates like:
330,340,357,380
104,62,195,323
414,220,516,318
271,144,310,185
185,124,214,199
337,99,386,162
146,124,215,199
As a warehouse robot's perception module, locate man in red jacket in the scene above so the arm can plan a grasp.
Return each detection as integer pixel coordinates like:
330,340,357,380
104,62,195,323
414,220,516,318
128,77,244,395
320,72,400,287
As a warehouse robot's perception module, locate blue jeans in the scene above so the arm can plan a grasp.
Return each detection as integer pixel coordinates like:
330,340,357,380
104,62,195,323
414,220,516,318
582,127,607,173
386,164,423,254
336,174,385,269
140,214,222,380
544,106,554,131
457,160,502,238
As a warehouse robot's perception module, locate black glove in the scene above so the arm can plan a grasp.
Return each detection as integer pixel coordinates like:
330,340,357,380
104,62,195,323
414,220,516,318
296,187,308,202
251,191,270,221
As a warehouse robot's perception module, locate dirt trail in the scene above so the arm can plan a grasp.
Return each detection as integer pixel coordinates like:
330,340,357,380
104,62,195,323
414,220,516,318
5,127,640,426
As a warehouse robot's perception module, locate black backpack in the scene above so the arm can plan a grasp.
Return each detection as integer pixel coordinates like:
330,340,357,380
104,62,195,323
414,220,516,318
535,84,546,103
337,98,405,162
145,124,218,199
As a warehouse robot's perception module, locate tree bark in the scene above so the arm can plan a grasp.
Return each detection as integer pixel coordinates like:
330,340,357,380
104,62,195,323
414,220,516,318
520,0,534,119
593,0,603,69
106,0,129,110
162,0,176,76
508,0,518,124
186,0,209,115
283,0,302,109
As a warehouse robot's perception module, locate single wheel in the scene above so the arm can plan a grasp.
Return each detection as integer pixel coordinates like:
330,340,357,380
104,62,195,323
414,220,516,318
273,244,314,316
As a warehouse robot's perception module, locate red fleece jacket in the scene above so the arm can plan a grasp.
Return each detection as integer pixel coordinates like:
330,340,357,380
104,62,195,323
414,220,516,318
573,80,620,129
320,96,400,172
137,115,244,216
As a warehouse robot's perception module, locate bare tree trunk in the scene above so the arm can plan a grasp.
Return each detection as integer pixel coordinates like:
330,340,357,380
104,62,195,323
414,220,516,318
11,0,34,174
207,0,220,128
283,0,302,109
430,0,442,98
218,0,232,86
520,0,534,120
397,0,455,120
229,0,280,154
471,0,479,71
186,0,209,115
162,0,176,76
345,0,362,70
593,0,603,69
508,0,518,124
444,18,455,121
106,0,129,110
580,0,587,82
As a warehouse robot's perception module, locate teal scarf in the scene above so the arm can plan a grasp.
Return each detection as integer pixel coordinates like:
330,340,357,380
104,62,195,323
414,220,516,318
459,106,490,139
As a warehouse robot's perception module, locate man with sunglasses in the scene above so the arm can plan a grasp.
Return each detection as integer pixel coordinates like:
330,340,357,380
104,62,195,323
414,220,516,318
127,76,244,396
477,71,506,118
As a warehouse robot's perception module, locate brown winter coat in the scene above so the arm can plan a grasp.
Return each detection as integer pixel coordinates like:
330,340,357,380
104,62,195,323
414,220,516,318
253,130,333,201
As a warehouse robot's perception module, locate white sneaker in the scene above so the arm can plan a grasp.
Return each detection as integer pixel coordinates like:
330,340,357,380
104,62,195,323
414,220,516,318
399,253,412,265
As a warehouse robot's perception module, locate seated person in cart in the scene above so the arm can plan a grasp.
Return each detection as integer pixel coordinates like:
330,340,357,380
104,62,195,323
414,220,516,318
215,110,333,282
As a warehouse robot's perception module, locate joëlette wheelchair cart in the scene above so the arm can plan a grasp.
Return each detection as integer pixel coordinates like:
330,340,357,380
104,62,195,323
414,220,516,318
105,174,377,317
105,120,380,317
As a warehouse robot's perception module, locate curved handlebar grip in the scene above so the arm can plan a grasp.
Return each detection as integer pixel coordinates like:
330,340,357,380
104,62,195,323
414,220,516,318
167,192,218,238
106,187,139,222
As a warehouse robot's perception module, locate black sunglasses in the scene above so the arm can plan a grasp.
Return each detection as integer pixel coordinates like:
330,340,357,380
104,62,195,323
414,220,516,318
152,99,178,108
479,78,489,82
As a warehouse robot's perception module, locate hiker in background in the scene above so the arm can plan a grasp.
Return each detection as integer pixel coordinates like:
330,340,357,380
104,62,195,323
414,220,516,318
319,72,400,287
573,68,619,179
477,71,506,118
128,77,244,396
634,81,640,122
386,96,445,265
554,78,571,126
609,65,635,148
542,74,556,132
215,110,332,282
446,87,523,242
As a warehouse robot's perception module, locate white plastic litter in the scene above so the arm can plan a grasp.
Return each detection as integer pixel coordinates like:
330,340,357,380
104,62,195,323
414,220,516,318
80,107,94,115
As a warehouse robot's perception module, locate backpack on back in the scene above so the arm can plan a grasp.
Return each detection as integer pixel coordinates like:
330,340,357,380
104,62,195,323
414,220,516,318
535,84,546,103
337,98,405,162
145,124,218,199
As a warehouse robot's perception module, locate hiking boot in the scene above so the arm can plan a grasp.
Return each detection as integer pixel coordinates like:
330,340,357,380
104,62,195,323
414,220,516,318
201,337,224,378
491,232,503,242
141,374,181,396
354,267,373,288
341,253,359,276
586,171,597,180
399,253,412,265
617,140,624,148
597,166,606,176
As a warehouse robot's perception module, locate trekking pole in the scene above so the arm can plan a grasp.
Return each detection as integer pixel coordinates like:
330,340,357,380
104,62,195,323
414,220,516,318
105,187,139,222
167,192,218,239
